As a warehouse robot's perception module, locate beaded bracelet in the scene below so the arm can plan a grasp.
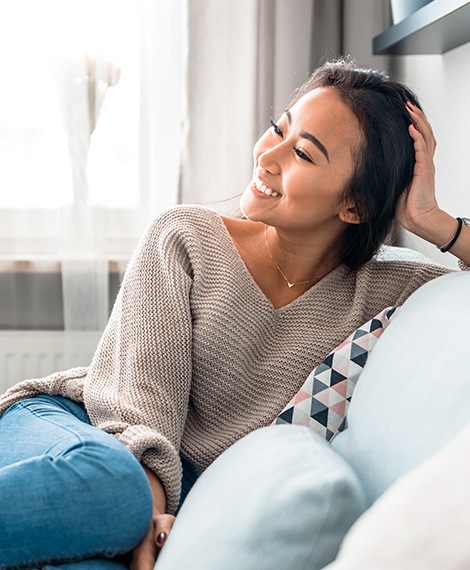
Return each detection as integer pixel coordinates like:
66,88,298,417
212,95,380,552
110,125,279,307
439,217,464,253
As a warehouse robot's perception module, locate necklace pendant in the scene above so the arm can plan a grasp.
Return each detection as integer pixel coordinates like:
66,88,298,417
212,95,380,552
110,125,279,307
265,225,319,290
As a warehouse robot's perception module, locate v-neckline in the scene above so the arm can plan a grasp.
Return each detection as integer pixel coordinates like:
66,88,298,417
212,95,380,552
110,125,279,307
214,212,347,313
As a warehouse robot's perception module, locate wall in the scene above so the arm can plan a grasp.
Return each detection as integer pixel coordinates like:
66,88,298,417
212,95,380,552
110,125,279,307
390,43,470,269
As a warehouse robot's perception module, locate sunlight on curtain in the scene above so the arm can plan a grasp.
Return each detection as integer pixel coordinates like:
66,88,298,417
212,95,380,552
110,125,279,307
0,0,185,334
0,0,140,210
55,51,128,330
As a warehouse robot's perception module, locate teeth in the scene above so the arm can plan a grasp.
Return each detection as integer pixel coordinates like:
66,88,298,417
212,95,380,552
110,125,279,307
254,178,280,197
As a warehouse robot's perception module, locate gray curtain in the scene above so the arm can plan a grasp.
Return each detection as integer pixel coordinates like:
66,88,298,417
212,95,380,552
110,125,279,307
179,0,315,208
311,0,390,71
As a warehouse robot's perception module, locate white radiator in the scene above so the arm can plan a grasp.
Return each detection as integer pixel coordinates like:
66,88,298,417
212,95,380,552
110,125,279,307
0,331,102,393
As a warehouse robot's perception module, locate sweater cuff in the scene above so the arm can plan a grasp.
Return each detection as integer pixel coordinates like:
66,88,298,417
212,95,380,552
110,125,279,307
113,424,182,514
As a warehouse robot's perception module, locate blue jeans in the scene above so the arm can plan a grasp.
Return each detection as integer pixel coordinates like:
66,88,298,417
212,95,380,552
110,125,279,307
0,395,154,569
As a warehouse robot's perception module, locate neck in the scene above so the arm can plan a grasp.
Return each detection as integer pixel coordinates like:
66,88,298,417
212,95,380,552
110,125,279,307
264,224,342,288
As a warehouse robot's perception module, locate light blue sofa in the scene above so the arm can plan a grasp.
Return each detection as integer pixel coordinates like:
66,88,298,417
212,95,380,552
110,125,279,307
154,272,470,569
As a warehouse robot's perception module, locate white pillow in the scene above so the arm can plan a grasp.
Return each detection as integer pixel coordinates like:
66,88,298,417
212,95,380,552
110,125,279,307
155,425,366,570
325,421,470,570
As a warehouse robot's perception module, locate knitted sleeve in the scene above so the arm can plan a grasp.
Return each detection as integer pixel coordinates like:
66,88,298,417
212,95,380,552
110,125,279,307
83,209,194,514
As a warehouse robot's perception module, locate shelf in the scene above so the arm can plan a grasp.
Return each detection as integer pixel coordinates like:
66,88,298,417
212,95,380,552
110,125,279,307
373,0,470,54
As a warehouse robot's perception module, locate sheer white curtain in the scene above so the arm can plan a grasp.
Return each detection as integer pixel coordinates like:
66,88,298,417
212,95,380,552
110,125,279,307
55,0,187,330
0,0,185,334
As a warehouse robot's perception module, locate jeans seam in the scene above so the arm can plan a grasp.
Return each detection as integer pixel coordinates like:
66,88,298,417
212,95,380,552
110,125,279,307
11,400,86,456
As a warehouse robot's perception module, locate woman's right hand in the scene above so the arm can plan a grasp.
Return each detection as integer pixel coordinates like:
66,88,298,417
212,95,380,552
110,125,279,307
130,513,176,570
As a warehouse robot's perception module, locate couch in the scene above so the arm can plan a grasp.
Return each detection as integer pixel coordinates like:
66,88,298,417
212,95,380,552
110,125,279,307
154,271,470,569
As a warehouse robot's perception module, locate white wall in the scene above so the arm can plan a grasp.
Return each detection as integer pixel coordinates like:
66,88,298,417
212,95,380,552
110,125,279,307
391,43,470,268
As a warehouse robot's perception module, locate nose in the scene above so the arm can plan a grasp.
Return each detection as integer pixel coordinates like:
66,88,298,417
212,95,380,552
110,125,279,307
257,144,282,176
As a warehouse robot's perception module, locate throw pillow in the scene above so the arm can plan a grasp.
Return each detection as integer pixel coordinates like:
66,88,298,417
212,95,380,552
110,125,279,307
331,272,470,505
274,307,397,441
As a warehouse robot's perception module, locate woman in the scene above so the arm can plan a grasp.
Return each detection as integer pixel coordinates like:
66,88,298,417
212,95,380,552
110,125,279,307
0,59,468,569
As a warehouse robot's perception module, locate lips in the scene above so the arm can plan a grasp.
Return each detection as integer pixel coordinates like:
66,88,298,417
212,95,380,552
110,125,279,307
253,176,281,197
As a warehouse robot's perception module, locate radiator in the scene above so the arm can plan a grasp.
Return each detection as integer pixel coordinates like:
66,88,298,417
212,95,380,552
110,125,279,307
0,331,102,393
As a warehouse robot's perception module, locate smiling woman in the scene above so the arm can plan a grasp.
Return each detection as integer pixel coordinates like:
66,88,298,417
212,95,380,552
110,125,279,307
237,87,363,305
0,58,469,569
234,61,426,310
240,88,361,231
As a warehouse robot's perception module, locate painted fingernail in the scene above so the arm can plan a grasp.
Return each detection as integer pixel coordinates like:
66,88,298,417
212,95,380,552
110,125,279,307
156,532,167,547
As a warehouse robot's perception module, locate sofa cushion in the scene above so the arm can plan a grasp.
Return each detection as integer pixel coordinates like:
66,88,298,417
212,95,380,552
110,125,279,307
156,425,366,570
325,420,470,570
331,272,470,505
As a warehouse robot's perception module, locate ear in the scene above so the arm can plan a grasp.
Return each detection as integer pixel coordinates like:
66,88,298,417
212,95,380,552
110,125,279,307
338,204,364,225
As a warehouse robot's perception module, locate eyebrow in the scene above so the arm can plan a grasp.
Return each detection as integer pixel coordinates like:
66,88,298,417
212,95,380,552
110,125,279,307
285,109,330,162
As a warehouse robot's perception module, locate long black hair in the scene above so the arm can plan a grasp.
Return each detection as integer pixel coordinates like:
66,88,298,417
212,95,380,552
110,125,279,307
291,59,421,270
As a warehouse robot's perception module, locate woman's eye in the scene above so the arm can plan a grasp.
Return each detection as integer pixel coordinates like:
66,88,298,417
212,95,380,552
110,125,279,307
295,148,312,163
269,120,312,163
270,118,283,137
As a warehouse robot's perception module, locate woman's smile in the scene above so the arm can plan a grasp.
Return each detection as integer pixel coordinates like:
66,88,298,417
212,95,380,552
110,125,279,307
252,175,281,198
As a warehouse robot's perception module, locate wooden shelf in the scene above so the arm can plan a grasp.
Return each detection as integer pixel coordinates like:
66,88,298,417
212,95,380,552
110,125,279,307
373,0,470,54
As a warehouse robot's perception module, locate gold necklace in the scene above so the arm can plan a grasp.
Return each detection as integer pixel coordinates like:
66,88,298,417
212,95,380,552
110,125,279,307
264,226,320,289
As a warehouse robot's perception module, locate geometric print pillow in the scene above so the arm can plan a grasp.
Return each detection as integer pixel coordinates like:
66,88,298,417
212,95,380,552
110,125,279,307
273,306,398,442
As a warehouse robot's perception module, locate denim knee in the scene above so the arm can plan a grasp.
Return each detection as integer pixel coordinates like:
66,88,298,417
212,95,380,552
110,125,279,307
60,435,154,552
0,396,153,566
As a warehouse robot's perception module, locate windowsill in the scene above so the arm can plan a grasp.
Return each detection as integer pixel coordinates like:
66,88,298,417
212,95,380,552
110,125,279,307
0,258,129,274
0,207,148,258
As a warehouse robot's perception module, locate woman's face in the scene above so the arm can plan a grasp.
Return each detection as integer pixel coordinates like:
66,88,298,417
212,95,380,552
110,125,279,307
240,87,363,234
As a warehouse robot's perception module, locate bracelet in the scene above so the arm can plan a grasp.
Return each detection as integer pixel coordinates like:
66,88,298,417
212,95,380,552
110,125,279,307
439,217,464,253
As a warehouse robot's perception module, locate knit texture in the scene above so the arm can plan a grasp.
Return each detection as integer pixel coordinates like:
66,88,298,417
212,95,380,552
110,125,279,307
0,205,453,513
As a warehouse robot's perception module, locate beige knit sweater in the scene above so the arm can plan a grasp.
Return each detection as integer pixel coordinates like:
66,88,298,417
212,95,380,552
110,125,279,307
0,205,452,512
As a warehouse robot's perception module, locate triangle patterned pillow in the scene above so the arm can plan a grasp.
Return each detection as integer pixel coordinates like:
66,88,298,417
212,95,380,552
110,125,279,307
273,306,398,442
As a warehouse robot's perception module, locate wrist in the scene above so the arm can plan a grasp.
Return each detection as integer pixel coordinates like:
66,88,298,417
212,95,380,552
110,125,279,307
404,208,456,247
438,217,464,252
143,466,167,516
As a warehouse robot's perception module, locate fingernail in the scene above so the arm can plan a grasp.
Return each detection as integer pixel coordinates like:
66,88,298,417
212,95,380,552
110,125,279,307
156,532,167,547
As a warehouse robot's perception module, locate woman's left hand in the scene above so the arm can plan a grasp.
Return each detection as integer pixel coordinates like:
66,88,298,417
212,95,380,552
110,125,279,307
130,513,176,570
397,103,470,264
396,101,441,235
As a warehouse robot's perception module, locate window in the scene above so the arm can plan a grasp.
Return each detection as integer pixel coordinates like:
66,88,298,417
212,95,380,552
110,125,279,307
0,0,180,257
